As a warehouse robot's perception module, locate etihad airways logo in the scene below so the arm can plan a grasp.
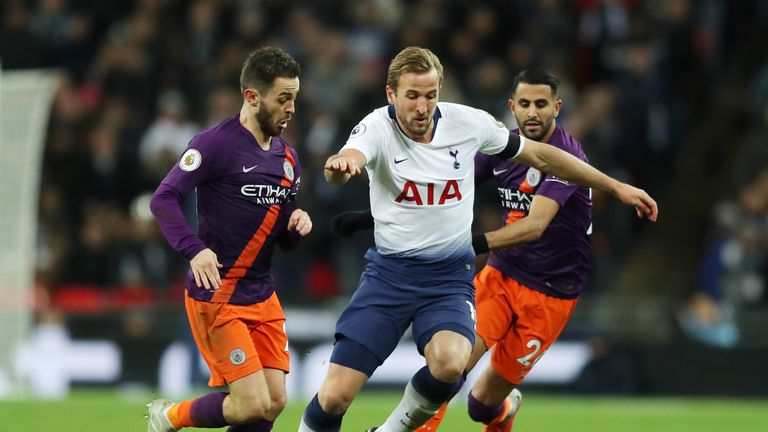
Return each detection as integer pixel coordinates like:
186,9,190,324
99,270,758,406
241,184,291,205
497,187,532,211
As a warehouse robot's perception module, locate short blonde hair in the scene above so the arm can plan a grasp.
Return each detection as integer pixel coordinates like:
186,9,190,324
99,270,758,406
386,46,444,90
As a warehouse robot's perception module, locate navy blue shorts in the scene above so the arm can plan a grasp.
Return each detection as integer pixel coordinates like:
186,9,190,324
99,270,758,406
335,248,477,369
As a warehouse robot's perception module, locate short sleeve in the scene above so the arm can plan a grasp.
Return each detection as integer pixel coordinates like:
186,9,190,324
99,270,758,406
536,175,580,206
340,114,384,164
476,110,510,156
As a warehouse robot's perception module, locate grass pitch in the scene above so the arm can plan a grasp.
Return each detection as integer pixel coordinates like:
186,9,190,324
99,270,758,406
1,390,766,432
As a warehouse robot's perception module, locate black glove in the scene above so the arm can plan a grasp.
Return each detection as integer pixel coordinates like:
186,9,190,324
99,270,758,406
331,209,375,238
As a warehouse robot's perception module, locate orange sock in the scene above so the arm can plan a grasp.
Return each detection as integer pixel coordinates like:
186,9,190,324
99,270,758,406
166,399,195,430
487,397,511,425
416,402,448,431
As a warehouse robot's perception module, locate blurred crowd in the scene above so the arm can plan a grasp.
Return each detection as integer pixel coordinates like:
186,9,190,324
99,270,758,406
2,0,766,341
678,97,768,347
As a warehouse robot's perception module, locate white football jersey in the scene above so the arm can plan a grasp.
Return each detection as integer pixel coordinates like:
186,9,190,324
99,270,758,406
342,102,524,258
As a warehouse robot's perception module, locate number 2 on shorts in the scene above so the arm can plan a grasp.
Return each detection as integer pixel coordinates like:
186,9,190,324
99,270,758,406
516,338,543,367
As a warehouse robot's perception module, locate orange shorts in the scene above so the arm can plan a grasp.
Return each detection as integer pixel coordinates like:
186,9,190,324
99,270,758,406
475,265,578,385
185,291,290,387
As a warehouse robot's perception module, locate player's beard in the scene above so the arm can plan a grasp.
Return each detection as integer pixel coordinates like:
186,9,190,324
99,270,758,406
257,109,284,137
520,116,554,141
402,114,432,139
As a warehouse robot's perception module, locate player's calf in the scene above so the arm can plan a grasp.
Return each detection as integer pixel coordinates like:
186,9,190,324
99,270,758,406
374,366,465,432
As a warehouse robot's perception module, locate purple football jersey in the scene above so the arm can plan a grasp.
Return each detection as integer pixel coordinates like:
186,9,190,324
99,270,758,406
150,115,301,304
475,126,592,298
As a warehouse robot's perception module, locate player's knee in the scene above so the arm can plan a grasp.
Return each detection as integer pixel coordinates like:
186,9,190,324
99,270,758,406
428,350,469,382
318,388,355,415
429,360,465,382
267,392,287,418
230,394,272,423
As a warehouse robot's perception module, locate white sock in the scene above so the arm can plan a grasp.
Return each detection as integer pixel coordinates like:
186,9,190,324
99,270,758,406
298,417,317,432
377,381,442,432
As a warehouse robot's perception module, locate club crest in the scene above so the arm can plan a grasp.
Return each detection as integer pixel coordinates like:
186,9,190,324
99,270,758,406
229,348,246,365
526,167,541,187
283,161,295,180
449,149,460,169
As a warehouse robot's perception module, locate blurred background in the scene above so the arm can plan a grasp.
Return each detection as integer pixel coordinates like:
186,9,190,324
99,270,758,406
1,0,768,405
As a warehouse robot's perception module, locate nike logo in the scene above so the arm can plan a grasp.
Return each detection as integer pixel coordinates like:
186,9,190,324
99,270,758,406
394,157,408,164
492,168,508,176
401,412,418,429
242,165,258,173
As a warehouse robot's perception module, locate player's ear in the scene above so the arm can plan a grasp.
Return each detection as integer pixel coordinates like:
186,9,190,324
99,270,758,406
508,98,515,112
385,85,396,104
554,99,563,117
244,88,260,107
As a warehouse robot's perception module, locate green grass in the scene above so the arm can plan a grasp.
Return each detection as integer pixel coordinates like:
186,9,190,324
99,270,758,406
1,390,767,432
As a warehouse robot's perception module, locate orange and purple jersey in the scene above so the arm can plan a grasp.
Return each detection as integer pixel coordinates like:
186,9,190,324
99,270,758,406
150,115,301,305
475,126,592,299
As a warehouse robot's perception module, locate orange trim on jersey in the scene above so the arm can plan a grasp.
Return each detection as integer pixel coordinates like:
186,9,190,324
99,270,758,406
210,152,296,303
505,210,525,224
211,205,280,303
519,178,534,194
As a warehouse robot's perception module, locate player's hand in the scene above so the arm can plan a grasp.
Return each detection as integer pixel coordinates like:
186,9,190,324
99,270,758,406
615,183,658,221
288,209,312,236
190,248,223,291
331,209,374,238
324,155,362,176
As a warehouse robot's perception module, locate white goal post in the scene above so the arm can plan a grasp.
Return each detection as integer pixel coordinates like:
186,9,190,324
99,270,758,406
0,68,58,396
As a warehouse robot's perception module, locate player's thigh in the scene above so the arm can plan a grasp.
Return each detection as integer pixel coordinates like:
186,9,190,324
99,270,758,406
334,275,412,362
465,333,490,373
248,293,290,373
185,294,263,387
318,362,369,411
492,286,578,384
474,266,516,349
228,369,270,402
411,286,476,356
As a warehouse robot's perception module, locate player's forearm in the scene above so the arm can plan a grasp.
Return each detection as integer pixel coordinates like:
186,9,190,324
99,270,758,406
150,183,207,260
485,217,546,250
525,143,621,195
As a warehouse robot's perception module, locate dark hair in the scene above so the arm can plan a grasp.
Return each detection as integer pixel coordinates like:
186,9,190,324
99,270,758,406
511,68,559,98
239,47,301,94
